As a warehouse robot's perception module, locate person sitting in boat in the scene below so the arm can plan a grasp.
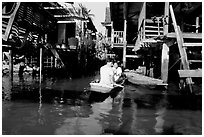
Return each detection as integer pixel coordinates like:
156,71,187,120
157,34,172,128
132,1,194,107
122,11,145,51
99,58,115,86
113,61,126,84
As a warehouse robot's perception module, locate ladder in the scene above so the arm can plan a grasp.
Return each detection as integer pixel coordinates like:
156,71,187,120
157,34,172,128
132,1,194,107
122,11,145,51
2,2,21,41
169,5,202,93
44,43,65,67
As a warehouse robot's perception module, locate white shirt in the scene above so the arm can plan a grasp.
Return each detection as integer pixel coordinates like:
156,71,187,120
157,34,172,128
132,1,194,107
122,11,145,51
99,64,114,86
114,67,122,81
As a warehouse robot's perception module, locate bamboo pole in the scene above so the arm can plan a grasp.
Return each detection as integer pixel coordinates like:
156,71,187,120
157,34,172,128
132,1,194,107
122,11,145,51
39,47,42,83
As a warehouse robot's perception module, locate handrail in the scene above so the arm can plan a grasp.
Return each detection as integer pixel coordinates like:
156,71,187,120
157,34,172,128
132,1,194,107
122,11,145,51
2,2,17,16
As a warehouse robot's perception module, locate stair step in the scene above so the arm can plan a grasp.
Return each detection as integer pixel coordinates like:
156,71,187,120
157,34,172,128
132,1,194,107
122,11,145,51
126,55,139,58
145,26,163,29
183,43,202,47
167,32,202,39
145,34,160,37
178,69,202,78
145,30,163,33
188,60,202,63
145,19,162,23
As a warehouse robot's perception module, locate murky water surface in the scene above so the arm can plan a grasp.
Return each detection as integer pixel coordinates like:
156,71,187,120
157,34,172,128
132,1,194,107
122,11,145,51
2,74,202,135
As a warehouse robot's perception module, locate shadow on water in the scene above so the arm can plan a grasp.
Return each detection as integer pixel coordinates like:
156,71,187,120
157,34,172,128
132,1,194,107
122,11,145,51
2,75,202,135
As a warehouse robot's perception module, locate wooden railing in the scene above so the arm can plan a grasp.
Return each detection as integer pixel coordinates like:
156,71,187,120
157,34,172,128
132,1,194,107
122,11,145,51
113,31,124,44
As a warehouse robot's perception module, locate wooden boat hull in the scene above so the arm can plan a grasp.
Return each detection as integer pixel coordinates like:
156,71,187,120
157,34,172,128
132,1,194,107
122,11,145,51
88,82,124,103
124,71,167,88
89,83,114,93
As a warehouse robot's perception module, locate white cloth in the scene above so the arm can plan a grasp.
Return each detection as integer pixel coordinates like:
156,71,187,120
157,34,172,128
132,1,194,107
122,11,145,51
99,65,114,86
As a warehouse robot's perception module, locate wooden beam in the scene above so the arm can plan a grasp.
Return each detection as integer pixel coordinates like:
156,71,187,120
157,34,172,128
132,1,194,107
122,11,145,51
178,69,202,78
167,32,202,39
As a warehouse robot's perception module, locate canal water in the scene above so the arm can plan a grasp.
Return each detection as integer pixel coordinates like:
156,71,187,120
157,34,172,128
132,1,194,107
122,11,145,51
2,73,202,135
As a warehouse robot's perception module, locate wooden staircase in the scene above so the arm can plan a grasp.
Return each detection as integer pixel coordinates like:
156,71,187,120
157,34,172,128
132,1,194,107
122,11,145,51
169,5,202,92
2,2,21,42
144,17,164,39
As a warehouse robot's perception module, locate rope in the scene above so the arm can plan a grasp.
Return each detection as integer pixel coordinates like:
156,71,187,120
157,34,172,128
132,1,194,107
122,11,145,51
168,57,181,71
157,57,182,79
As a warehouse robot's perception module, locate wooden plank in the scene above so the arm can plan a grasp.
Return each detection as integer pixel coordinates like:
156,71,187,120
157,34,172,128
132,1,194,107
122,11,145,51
145,30,162,33
178,69,202,78
145,26,163,29
126,55,139,58
145,34,159,37
167,32,202,39
183,43,202,47
188,60,202,63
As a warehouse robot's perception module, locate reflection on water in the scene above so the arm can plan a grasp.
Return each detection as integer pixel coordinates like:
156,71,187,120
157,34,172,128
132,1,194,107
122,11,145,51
2,75,202,135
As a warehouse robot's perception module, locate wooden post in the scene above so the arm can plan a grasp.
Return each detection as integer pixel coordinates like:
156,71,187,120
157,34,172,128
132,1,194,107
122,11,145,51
161,2,170,83
123,19,127,68
9,48,13,80
161,43,169,83
111,21,114,48
39,47,43,83
196,17,199,33
123,3,127,68
164,2,169,35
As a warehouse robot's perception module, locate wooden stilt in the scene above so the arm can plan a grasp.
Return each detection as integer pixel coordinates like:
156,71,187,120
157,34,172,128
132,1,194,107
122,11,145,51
9,48,13,80
161,43,169,83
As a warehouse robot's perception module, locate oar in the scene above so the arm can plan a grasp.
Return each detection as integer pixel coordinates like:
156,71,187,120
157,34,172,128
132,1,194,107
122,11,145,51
113,83,124,88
